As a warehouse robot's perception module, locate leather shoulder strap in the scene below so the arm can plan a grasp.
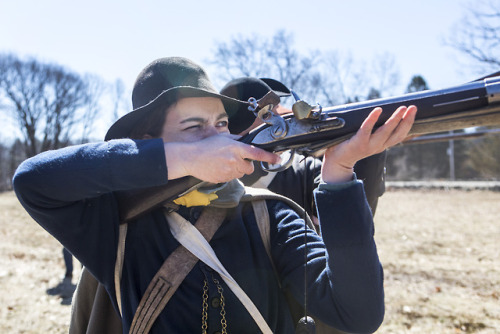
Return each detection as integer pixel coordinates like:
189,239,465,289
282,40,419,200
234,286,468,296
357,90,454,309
129,207,226,334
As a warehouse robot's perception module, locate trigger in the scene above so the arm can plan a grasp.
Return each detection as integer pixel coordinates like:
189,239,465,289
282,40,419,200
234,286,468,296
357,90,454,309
261,150,295,172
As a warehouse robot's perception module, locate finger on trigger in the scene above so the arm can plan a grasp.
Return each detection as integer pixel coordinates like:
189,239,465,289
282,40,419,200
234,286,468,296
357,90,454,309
246,146,281,165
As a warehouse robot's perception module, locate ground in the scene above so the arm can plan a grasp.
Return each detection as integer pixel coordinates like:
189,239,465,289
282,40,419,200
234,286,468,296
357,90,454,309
0,188,499,333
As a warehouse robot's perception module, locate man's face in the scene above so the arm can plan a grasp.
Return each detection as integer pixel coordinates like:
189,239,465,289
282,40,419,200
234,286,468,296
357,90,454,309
160,97,229,143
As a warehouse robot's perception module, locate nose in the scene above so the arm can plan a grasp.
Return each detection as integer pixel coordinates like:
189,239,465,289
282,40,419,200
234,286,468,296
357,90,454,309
202,125,220,139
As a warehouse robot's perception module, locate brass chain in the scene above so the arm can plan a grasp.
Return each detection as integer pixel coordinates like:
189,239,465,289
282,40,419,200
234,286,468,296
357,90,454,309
213,277,227,334
202,279,209,334
201,276,227,334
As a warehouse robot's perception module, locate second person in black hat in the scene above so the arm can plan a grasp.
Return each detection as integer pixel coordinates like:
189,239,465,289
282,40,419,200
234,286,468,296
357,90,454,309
220,76,387,217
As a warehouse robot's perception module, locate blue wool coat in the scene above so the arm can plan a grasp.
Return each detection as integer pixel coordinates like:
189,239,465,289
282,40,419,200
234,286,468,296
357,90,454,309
13,138,384,334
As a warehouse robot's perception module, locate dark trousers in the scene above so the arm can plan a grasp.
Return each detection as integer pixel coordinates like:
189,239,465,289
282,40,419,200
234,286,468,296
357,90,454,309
63,247,73,278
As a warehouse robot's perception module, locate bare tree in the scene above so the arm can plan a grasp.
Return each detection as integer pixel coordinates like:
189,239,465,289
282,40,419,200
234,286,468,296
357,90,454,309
210,33,272,80
370,52,401,96
0,53,102,157
0,142,8,190
315,51,368,105
446,0,500,180
79,74,105,143
111,78,129,122
446,0,500,74
314,51,400,106
208,30,321,98
209,30,401,109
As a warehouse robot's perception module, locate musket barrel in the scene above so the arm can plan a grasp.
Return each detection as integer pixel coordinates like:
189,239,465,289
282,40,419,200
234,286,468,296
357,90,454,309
250,75,500,155
325,79,495,121
486,76,500,104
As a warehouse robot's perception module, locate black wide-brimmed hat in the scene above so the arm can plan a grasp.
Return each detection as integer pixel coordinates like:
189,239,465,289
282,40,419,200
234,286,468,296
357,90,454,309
219,77,291,134
105,57,247,141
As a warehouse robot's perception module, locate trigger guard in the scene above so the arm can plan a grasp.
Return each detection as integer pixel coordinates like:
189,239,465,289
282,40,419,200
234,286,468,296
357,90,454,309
260,150,295,172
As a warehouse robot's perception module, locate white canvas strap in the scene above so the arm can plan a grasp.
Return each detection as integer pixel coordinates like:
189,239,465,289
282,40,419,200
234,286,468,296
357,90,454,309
165,211,273,334
115,223,128,317
252,172,277,189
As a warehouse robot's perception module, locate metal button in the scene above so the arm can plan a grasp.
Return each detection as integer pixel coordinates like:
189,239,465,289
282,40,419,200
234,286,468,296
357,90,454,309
191,207,202,220
211,297,221,308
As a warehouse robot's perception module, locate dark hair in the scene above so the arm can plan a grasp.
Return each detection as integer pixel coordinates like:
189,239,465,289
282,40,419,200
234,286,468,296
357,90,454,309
128,104,168,139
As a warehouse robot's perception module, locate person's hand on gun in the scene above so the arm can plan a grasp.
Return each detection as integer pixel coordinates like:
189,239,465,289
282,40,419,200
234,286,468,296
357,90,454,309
165,134,281,184
322,105,417,184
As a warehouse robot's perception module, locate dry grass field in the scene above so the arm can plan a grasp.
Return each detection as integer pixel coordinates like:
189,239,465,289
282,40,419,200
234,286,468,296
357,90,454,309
0,189,499,333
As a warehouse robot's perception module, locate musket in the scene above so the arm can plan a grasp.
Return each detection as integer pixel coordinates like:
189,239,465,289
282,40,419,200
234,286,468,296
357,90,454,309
116,73,500,223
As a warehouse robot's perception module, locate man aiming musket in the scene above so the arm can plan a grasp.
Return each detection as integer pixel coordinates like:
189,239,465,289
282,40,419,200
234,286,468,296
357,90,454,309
13,56,416,333
118,71,500,222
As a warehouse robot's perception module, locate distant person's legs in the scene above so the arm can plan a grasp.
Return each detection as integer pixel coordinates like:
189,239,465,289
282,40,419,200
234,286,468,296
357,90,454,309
63,247,73,280
46,247,76,299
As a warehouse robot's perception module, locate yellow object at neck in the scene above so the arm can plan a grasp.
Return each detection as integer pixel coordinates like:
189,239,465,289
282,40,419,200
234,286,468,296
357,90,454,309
173,190,218,207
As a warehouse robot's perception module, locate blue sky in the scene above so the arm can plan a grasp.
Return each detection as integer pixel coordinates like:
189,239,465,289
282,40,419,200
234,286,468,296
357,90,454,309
0,0,479,139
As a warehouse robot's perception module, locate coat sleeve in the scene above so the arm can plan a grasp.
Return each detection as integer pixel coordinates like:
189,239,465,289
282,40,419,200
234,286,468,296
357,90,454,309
268,180,384,334
12,138,168,286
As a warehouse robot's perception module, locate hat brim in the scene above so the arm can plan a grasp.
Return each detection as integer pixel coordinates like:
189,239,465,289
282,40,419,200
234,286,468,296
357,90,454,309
105,86,246,141
259,78,291,97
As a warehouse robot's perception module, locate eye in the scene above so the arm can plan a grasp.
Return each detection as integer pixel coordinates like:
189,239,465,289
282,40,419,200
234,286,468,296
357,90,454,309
183,124,202,131
216,120,228,128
